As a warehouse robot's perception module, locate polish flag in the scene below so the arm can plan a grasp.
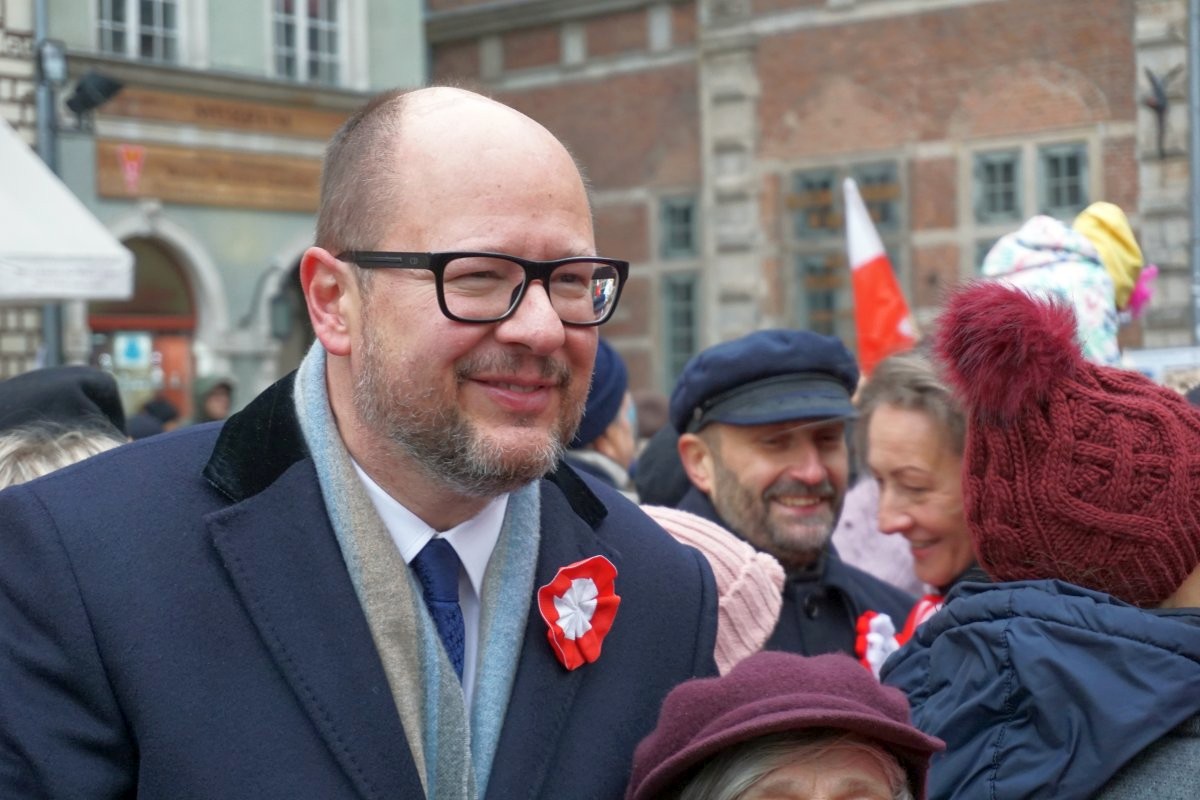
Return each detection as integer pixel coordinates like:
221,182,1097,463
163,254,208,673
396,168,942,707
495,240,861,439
844,177,916,376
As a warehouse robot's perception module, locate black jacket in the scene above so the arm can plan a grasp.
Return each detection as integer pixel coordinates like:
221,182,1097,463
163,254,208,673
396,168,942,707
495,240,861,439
678,486,915,657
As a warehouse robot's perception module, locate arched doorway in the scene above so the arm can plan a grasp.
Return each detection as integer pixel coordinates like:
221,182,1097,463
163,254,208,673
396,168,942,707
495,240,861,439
88,237,196,421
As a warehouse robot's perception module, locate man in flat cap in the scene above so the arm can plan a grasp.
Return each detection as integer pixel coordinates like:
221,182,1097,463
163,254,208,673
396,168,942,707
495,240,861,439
670,329,914,657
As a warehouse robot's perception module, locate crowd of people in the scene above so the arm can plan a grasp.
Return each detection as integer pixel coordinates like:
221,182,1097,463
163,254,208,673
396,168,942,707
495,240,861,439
0,85,1197,800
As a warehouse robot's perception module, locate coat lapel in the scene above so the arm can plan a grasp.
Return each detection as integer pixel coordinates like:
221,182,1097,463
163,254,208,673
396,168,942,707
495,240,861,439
207,459,424,800
484,472,615,800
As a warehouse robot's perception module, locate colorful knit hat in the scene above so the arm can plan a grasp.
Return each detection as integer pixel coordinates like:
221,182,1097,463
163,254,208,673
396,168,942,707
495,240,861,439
570,339,628,448
1072,201,1144,310
640,505,784,674
935,281,1200,607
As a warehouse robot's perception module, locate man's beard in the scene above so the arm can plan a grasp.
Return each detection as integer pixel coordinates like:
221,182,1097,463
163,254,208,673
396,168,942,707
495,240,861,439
710,459,841,570
353,323,583,498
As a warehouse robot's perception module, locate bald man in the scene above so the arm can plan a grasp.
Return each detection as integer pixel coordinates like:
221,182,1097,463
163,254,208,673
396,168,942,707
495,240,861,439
0,88,718,799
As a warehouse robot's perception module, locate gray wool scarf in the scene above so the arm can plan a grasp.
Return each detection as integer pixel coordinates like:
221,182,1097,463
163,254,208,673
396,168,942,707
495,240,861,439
293,343,540,799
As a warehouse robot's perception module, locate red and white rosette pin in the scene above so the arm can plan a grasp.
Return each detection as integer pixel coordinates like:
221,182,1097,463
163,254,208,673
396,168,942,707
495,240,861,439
537,555,620,671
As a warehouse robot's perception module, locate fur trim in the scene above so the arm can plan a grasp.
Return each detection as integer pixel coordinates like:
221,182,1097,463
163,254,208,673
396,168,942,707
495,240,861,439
934,281,1080,421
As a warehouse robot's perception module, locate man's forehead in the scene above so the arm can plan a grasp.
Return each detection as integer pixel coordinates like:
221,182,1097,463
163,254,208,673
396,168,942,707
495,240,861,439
721,416,849,438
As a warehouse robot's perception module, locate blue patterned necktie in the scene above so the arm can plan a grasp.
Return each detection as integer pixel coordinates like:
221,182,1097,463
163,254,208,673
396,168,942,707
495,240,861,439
411,537,466,682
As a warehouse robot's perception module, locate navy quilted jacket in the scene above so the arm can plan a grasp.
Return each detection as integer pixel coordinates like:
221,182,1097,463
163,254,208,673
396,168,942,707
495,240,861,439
882,580,1200,800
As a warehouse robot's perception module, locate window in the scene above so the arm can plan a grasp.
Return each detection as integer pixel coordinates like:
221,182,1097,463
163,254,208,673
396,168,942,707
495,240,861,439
1038,142,1089,219
98,0,180,62
791,169,837,239
660,196,698,259
786,161,904,345
852,162,900,232
796,253,843,336
662,273,700,386
274,0,342,86
974,150,1021,223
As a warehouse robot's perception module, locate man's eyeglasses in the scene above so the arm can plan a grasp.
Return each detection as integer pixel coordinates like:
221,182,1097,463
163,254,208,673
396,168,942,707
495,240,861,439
338,251,629,327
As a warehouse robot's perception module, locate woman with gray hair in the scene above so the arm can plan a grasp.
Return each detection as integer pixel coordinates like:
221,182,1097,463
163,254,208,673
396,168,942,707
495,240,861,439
625,651,943,800
0,423,125,489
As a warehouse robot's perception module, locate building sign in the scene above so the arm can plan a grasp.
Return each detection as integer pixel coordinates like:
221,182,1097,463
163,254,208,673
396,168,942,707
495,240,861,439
99,87,348,139
97,139,322,212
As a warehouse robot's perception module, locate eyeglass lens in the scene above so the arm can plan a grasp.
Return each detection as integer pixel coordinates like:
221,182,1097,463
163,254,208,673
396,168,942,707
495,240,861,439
442,255,620,323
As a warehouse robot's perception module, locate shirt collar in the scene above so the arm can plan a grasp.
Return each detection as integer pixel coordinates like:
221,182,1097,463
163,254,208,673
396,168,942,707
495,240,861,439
351,459,508,598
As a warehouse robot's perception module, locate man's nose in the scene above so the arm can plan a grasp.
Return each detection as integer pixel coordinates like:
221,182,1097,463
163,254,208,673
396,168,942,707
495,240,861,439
494,280,568,354
782,442,826,485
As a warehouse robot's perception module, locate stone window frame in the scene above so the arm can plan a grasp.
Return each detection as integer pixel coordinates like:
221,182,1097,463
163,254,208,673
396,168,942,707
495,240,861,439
271,0,346,86
1037,141,1090,220
784,157,908,346
97,0,183,63
659,195,700,259
973,148,1023,225
961,132,1098,277
661,270,701,388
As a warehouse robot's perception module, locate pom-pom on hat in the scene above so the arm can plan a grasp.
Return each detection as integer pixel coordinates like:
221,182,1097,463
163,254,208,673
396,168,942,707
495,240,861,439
625,651,944,800
570,339,628,448
934,281,1200,607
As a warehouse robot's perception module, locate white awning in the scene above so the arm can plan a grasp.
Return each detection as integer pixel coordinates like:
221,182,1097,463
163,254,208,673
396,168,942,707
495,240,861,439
0,119,133,302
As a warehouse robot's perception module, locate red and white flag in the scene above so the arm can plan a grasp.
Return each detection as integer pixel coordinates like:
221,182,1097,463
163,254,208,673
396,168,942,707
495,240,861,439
844,177,916,376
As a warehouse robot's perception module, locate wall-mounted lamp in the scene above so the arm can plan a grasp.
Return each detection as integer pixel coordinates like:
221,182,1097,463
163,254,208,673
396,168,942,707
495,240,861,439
37,38,68,87
65,69,125,130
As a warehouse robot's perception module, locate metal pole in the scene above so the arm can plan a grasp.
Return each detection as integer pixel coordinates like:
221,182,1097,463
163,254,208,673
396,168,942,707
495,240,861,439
33,0,62,367
1190,0,1200,343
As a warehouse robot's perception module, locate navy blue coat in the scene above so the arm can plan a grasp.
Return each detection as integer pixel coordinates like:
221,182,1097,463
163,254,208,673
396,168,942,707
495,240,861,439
883,580,1200,800
677,487,914,657
0,374,719,799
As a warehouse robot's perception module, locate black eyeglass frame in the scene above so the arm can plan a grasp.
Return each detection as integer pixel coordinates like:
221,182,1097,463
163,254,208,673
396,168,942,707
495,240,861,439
338,250,630,327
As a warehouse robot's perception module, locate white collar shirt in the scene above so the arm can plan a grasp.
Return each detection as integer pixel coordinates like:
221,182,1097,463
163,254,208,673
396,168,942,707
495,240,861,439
351,460,507,715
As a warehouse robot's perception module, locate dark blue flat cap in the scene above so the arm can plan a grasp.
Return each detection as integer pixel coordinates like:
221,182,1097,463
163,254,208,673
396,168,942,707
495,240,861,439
669,330,859,434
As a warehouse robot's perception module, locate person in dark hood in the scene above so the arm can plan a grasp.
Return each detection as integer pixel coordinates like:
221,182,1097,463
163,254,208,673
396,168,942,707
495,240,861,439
0,365,126,438
193,375,235,424
883,281,1200,799
127,396,180,440
563,339,637,498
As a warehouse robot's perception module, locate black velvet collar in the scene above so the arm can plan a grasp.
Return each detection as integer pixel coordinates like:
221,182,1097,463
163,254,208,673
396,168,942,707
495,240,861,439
203,372,308,502
202,370,606,529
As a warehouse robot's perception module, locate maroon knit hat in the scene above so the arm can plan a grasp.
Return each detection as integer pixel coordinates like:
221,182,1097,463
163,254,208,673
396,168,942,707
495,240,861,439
625,651,943,800
935,281,1200,607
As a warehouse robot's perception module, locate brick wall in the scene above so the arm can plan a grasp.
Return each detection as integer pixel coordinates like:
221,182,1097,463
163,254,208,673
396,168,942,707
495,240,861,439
495,64,701,192
433,40,480,82
672,2,697,47
429,0,1157,386
586,8,648,59
757,0,1135,159
910,158,957,231
503,23,560,72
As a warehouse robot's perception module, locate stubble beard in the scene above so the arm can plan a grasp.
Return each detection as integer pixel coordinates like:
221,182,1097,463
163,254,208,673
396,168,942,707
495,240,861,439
710,459,841,570
353,320,583,498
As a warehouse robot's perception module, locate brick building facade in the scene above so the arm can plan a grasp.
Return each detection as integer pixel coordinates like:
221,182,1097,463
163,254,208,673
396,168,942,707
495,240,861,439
428,0,1192,393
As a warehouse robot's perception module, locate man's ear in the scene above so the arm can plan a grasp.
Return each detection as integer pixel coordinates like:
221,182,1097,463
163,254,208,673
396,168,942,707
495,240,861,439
300,246,358,357
678,431,716,495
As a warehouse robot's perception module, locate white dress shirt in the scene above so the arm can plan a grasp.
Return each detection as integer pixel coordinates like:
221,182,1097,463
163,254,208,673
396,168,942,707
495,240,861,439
351,460,507,715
